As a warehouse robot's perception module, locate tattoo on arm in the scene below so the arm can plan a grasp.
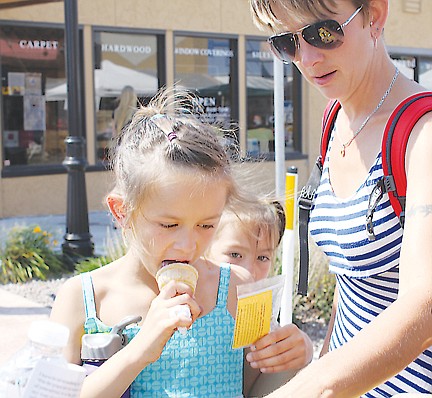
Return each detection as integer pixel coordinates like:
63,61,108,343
405,204,432,218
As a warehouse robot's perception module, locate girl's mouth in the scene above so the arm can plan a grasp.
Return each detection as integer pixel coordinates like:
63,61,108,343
161,260,189,268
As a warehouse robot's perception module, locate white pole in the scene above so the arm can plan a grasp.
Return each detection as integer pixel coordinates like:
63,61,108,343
274,56,296,325
280,167,298,325
274,56,285,197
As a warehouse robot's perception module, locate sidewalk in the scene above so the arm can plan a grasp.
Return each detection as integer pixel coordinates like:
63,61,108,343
0,211,120,366
0,288,51,366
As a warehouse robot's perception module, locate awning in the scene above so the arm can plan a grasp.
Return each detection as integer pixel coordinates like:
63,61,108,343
0,0,61,8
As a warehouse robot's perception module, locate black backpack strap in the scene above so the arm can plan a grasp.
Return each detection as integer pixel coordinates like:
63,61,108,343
297,100,340,296
297,156,323,296
366,92,432,239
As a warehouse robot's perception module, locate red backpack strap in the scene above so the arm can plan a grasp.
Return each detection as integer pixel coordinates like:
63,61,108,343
384,92,432,219
366,92,432,240
320,99,341,165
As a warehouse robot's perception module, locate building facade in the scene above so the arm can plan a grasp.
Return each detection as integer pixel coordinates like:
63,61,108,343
0,0,431,217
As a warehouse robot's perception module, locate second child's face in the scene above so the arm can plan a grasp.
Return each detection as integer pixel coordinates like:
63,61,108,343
131,171,228,276
208,217,274,281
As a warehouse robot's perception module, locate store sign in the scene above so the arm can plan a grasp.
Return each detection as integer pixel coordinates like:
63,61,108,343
19,40,59,49
0,39,59,60
195,96,230,124
251,51,272,60
175,47,234,57
101,43,152,54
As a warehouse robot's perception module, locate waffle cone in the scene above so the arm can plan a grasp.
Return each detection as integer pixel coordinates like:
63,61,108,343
156,263,199,293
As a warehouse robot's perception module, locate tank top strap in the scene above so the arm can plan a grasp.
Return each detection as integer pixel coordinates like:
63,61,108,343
216,263,231,308
81,272,96,319
80,272,110,334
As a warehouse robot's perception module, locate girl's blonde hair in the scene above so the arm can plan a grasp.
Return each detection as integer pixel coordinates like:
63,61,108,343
109,86,242,227
113,85,138,136
216,197,286,252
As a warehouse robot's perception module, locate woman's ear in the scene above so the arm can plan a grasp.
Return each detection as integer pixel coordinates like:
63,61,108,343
368,0,389,38
107,195,127,227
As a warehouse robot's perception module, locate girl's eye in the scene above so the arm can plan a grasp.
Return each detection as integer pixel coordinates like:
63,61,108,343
161,223,178,229
229,252,242,259
199,224,214,230
257,255,270,262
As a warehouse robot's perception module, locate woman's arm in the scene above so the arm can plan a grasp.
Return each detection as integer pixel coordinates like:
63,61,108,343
319,286,337,357
264,115,432,397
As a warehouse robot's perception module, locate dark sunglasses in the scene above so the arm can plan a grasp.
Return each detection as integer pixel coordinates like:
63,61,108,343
268,5,363,63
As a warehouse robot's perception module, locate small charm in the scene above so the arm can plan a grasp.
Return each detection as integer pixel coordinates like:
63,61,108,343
341,145,346,157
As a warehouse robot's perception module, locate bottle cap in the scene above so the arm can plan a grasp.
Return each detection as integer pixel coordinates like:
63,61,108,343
28,320,70,347
81,334,122,360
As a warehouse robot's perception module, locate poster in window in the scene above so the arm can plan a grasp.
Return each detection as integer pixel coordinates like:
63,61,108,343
8,72,25,95
3,131,19,148
25,73,42,95
24,95,46,131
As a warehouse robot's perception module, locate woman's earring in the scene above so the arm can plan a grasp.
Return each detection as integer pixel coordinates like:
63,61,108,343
374,27,380,49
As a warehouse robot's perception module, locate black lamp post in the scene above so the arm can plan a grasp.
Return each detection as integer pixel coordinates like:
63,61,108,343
61,0,94,259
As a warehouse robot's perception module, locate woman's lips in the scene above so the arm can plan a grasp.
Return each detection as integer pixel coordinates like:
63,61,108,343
313,71,336,86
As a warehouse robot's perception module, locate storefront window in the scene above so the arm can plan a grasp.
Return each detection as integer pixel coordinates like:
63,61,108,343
174,35,238,133
93,31,161,161
391,54,432,90
246,39,295,159
1,24,67,168
418,58,432,90
392,56,416,80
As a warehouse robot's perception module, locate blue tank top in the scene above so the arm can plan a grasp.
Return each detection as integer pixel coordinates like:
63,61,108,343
81,263,244,397
309,134,432,397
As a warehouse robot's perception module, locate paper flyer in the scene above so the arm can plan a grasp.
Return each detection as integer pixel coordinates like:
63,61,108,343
8,72,25,95
23,360,86,398
24,95,46,131
232,289,273,349
25,73,42,96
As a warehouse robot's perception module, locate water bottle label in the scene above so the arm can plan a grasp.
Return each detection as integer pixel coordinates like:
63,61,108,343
22,360,86,398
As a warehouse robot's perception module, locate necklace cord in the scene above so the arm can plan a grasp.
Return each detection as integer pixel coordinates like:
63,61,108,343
338,68,400,157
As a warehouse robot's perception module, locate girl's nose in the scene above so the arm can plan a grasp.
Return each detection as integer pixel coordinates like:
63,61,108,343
174,229,197,253
242,262,256,280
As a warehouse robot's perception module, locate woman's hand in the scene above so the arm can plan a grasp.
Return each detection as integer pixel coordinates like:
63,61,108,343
133,280,201,364
245,324,314,373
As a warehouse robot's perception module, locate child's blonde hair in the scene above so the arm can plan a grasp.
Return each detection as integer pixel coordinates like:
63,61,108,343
109,87,241,228
216,197,286,252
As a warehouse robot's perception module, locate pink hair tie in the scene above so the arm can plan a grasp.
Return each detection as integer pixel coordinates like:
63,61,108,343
150,114,177,142
167,132,177,142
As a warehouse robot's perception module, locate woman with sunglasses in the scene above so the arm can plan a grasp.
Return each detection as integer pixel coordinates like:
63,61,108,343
248,1,432,397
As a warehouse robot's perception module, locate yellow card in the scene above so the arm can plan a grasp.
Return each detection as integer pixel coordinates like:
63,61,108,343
232,290,272,349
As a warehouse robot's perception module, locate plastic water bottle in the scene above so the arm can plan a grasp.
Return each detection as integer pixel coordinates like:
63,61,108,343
81,315,142,398
0,320,85,398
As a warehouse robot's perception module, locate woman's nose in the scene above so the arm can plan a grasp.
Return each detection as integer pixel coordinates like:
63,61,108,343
295,35,323,67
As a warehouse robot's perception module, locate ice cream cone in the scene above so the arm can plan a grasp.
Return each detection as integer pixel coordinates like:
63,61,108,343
156,262,199,293
156,262,198,335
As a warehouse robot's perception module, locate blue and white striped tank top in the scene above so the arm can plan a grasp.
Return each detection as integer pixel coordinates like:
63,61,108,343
309,135,432,396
